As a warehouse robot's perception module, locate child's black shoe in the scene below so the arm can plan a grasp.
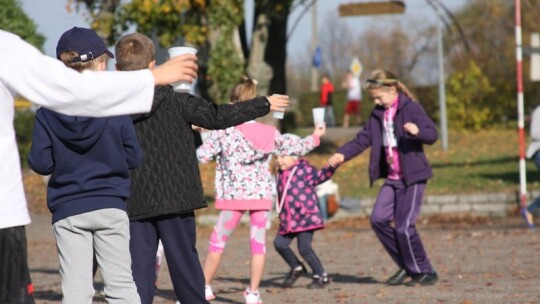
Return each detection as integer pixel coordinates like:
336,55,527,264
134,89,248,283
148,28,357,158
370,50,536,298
307,274,330,289
406,272,438,286
386,268,409,285
282,263,307,288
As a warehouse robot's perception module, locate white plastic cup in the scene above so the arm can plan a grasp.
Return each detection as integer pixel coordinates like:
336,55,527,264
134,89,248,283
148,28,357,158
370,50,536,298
312,107,325,126
273,111,285,119
272,94,287,119
167,46,198,93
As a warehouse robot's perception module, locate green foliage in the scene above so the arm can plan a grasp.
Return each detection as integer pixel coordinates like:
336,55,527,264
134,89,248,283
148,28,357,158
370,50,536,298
14,110,35,168
0,0,45,50
447,0,540,125
445,60,495,130
118,0,207,47
77,0,245,102
207,0,244,102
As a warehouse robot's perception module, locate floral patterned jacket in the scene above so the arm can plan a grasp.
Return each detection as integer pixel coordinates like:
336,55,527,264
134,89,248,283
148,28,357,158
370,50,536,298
197,121,320,211
277,159,336,235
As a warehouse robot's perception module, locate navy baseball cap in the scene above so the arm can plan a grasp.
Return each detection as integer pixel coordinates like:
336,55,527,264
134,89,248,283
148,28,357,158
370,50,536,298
56,27,114,63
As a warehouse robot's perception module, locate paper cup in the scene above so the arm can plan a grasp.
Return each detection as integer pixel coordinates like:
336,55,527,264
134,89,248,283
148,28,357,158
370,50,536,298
312,107,325,126
167,46,197,93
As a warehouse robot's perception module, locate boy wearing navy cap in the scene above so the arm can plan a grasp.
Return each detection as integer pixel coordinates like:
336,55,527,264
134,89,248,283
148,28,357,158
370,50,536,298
28,27,142,303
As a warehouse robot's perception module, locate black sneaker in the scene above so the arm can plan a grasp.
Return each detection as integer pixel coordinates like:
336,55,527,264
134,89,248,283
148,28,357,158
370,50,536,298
282,263,307,288
406,272,438,286
386,268,409,286
307,274,330,289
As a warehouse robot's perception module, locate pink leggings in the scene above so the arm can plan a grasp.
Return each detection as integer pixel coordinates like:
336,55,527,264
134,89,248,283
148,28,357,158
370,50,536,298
208,210,268,255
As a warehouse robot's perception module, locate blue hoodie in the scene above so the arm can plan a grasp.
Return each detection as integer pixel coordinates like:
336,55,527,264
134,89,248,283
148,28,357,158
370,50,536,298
29,108,142,224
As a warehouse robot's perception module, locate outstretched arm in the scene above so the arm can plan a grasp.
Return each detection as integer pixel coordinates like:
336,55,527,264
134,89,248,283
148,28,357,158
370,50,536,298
0,30,198,117
196,130,223,163
181,94,289,130
305,164,337,187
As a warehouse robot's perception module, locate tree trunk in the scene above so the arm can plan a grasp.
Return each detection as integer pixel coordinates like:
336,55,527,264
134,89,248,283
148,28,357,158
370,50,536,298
247,14,273,97
265,3,291,95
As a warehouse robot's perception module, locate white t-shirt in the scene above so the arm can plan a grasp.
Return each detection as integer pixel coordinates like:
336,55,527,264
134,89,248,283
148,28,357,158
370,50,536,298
0,30,155,229
347,77,362,102
527,105,540,158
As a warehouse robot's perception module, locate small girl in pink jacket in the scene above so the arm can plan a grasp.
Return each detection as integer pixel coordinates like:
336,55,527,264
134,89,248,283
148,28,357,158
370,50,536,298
196,77,325,304
274,141,336,289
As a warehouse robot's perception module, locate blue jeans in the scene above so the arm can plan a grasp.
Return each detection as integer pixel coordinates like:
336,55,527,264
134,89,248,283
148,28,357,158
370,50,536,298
528,152,540,214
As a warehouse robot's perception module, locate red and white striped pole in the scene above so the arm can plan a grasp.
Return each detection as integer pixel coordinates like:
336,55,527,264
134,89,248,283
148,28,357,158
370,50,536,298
515,0,527,209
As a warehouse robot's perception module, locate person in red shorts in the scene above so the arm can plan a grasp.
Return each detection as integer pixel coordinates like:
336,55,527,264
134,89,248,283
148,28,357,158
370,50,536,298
342,72,362,127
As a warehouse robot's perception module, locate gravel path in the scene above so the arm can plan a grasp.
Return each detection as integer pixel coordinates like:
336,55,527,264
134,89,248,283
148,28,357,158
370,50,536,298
27,212,540,304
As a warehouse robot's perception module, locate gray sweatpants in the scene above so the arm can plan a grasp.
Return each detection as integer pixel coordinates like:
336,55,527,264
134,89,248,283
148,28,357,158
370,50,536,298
52,208,140,304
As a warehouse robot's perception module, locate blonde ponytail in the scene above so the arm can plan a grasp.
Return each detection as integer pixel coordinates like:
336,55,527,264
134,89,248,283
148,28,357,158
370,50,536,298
230,76,259,103
366,69,416,101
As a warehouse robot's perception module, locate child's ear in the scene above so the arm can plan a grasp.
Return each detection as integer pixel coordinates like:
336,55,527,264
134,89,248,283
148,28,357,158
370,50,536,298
148,60,156,69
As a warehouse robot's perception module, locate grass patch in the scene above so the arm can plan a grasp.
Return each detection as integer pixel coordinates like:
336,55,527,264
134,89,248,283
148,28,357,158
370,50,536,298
199,128,536,201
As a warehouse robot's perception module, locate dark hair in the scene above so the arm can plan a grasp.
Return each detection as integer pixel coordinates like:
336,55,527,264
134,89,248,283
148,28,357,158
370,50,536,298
230,76,258,103
365,69,416,101
115,32,155,71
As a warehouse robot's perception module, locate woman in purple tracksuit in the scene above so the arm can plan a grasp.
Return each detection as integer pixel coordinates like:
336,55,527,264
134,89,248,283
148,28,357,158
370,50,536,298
274,139,336,289
328,69,439,286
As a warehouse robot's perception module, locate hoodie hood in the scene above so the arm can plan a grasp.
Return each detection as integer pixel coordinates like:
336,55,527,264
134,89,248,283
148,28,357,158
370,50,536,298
235,122,277,153
40,108,108,152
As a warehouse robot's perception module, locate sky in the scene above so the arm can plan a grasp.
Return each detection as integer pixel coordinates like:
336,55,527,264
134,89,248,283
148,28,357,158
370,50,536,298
21,0,468,58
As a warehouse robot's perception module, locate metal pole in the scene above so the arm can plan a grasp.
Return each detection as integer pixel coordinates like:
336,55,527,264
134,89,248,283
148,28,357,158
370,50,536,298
435,4,448,150
310,1,318,92
515,0,528,208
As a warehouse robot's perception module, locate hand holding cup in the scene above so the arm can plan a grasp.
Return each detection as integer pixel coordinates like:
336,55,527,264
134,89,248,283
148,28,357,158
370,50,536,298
267,94,289,119
151,53,198,86
167,46,198,92
313,122,326,137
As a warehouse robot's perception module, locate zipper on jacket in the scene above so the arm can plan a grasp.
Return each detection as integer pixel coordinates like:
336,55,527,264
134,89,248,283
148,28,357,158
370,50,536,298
394,105,409,186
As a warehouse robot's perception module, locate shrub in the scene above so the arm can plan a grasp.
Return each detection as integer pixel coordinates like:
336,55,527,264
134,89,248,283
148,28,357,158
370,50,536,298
445,60,495,131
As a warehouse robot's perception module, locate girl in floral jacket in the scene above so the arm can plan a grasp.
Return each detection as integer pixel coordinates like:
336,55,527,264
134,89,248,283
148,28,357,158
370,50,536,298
274,143,336,289
196,77,326,304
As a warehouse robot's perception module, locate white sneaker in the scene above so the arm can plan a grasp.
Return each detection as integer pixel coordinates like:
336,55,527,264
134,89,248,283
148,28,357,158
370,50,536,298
243,288,262,304
205,285,216,301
